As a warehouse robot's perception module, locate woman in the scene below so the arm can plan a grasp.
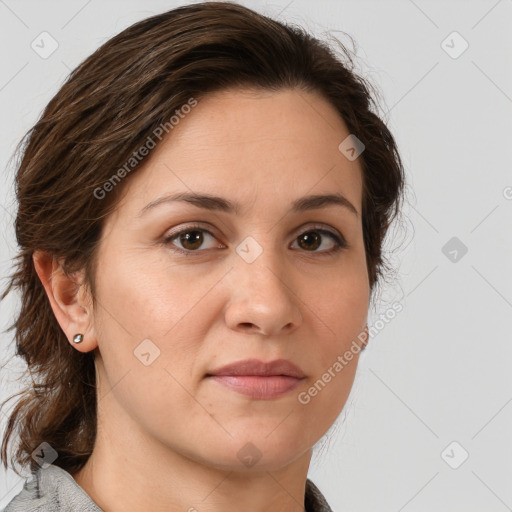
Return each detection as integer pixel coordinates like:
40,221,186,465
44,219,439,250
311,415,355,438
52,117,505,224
0,2,405,510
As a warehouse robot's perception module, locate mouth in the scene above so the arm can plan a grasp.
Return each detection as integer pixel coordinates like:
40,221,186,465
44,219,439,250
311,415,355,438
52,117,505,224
207,375,304,399
205,358,306,400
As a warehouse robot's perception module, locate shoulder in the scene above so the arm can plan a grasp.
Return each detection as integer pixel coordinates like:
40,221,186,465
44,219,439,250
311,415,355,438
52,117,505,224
305,478,334,512
3,467,331,512
2,464,103,512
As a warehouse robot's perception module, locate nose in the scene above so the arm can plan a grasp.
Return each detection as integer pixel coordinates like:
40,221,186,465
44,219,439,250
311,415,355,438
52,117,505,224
223,249,303,337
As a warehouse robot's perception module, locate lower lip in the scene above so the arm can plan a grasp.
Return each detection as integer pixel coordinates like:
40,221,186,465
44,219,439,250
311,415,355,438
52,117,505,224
208,375,304,399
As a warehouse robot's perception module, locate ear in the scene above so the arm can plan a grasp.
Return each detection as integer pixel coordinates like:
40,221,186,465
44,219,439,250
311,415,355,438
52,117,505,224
33,250,98,353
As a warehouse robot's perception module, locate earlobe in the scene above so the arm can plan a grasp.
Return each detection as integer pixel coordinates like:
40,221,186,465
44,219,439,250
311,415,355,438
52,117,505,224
32,250,97,352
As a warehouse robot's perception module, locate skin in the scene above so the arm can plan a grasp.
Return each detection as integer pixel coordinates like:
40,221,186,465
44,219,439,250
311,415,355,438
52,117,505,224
34,87,370,512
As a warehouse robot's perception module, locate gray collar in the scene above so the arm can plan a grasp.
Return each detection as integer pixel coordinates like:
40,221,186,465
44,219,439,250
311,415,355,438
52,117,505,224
4,464,333,511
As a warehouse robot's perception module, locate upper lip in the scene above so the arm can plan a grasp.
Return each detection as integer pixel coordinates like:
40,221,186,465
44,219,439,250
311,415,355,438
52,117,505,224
206,358,305,378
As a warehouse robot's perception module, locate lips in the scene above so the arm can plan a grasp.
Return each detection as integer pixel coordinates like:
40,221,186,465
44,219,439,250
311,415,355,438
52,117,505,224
206,358,306,400
206,358,305,379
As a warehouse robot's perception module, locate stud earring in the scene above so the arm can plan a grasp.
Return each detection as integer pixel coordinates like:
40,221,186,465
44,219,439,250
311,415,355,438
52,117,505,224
73,333,84,344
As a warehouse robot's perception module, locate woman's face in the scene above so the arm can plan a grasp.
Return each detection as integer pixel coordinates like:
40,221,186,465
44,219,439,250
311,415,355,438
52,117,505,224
86,87,369,472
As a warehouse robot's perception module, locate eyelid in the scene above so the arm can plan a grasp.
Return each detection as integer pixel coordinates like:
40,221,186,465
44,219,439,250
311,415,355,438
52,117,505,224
164,222,220,242
292,222,345,242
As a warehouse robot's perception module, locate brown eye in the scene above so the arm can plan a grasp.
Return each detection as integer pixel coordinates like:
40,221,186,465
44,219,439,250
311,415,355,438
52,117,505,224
177,230,205,251
297,231,321,251
293,228,346,254
164,224,346,257
164,225,221,254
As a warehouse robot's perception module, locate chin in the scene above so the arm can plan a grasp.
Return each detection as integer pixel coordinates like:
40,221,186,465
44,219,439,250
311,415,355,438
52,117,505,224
193,431,312,473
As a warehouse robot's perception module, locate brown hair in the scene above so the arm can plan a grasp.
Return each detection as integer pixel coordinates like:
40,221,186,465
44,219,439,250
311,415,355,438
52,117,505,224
0,1,405,477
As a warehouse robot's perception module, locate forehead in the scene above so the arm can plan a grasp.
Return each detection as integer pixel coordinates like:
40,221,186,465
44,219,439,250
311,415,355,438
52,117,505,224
113,87,363,220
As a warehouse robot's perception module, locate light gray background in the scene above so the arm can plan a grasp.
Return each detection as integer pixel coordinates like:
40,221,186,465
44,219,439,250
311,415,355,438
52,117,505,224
1,0,511,510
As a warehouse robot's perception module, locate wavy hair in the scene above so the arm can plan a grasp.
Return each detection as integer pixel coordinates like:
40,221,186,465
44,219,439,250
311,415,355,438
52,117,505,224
1,1,405,477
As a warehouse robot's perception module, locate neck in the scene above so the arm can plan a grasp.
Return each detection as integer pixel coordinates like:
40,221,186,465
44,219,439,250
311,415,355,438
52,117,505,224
73,446,312,512
72,390,313,512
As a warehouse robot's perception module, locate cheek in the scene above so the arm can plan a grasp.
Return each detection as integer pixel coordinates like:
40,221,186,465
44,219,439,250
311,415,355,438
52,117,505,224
298,271,367,412
294,304,363,435
302,265,369,342
96,247,204,337
91,254,211,427
92,250,222,385
302,357,359,442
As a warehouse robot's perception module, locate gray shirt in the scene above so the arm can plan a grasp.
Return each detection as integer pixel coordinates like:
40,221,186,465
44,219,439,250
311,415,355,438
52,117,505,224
3,464,333,511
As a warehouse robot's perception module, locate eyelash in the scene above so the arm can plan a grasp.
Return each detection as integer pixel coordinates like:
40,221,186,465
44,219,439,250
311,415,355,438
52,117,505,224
163,223,347,257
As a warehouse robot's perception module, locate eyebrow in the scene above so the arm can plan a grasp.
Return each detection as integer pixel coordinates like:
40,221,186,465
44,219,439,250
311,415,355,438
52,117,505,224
137,191,358,218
